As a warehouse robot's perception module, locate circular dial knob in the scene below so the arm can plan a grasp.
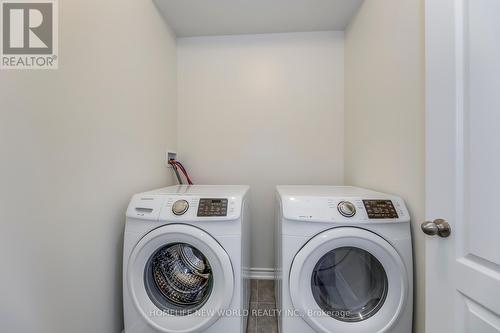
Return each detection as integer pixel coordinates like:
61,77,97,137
338,201,356,217
172,200,189,216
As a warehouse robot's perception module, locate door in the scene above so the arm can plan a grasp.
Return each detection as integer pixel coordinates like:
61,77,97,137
289,228,408,333
127,224,234,332
425,0,500,332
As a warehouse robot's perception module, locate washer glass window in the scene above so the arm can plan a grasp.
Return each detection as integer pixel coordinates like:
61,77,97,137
311,246,388,322
144,243,213,316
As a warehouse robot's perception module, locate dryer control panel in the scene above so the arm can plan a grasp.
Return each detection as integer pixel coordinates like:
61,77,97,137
363,200,399,219
279,192,409,223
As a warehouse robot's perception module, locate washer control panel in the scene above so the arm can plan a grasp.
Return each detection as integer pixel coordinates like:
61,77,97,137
160,195,240,220
197,198,228,217
363,200,399,219
126,187,247,222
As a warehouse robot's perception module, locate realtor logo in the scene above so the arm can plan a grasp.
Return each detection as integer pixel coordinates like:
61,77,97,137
1,0,58,69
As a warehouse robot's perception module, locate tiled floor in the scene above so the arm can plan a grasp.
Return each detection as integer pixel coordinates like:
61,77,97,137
247,280,278,333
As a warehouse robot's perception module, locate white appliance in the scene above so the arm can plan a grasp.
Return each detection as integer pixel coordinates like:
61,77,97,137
275,186,413,333
123,185,250,333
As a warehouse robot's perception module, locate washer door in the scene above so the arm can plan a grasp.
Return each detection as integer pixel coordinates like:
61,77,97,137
128,224,234,333
289,228,408,333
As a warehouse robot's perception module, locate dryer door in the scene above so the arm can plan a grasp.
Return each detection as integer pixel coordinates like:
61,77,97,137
289,227,408,333
127,224,234,333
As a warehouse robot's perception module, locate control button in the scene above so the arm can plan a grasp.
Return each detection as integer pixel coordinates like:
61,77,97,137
172,200,189,216
338,201,356,218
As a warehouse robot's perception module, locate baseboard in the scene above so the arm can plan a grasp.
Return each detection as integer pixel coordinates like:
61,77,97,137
249,267,275,280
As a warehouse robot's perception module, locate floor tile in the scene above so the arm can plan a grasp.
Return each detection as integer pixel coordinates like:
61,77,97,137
258,280,275,303
250,280,258,302
246,305,257,333
247,280,278,333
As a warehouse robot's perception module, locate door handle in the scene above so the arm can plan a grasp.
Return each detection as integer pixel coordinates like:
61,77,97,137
421,219,451,238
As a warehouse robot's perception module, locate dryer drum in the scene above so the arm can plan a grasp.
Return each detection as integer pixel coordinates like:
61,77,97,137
311,246,388,322
151,243,213,306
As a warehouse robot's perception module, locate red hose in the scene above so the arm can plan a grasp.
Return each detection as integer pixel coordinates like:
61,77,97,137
174,161,193,185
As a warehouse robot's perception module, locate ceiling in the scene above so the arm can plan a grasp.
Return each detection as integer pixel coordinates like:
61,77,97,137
154,0,364,37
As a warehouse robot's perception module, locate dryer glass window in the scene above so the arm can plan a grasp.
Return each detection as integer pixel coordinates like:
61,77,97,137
144,243,213,316
311,247,388,322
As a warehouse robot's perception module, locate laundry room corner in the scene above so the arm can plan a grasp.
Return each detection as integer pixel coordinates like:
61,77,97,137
1,0,470,331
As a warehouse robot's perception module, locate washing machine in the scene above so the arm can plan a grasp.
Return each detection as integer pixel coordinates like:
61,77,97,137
123,185,250,333
275,186,413,333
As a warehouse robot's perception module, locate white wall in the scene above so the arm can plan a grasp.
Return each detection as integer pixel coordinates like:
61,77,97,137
177,31,345,270
344,1,425,332
0,0,177,331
